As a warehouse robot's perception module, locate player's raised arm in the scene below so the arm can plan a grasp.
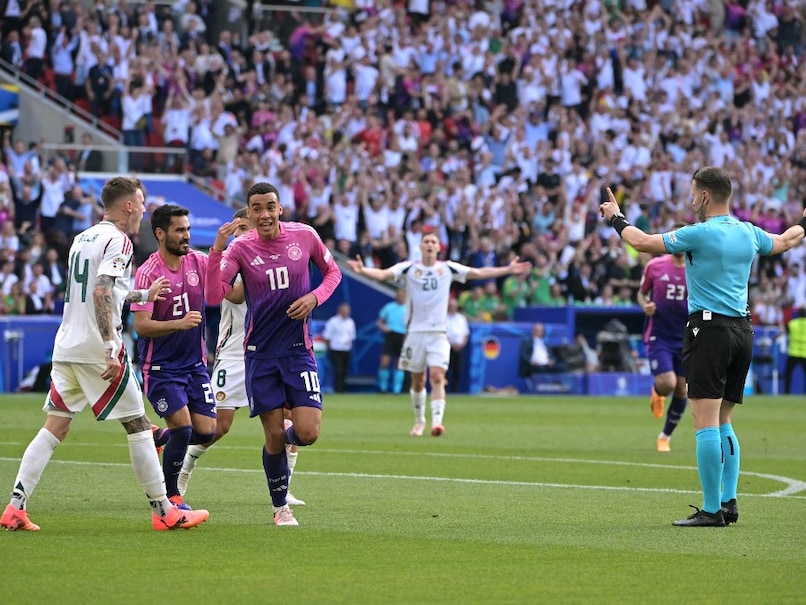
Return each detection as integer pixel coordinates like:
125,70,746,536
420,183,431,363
346,255,397,282
465,256,532,281
309,234,343,307
767,207,806,256
205,221,241,305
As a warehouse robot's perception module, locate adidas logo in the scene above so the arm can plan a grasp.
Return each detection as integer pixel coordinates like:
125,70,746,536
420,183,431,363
660,274,670,281
250,255,265,266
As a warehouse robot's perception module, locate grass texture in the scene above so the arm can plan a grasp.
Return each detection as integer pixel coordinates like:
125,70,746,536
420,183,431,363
0,392,804,604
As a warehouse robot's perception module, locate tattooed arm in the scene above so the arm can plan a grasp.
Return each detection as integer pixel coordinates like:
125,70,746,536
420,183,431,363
123,276,170,304
94,274,122,381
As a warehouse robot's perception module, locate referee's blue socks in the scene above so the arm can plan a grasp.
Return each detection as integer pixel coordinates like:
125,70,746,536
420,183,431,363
378,368,389,392
719,423,740,503
695,427,722,514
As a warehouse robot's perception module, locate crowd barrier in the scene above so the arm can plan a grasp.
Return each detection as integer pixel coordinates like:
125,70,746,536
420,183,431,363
0,314,798,395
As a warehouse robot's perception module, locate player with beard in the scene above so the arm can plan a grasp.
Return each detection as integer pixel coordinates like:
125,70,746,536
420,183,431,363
132,204,216,513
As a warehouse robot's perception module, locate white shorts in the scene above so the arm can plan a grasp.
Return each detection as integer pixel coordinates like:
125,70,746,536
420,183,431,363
45,360,145,421
398,331,450,374
210,357,248,409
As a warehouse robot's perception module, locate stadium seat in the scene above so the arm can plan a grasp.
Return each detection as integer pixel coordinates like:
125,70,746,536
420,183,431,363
100,114,122,134
74,98,91,114
208,179,225,200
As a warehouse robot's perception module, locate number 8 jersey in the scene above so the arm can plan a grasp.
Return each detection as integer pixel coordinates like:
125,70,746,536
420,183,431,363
54,221,134,363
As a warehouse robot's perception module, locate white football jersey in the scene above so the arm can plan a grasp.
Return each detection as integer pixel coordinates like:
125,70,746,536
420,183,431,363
389,260,470,333
53,221,134,363
216,295,246,361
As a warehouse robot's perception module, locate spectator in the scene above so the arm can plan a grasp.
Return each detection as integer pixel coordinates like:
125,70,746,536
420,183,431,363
445,297,470,393
322,302,356,393
519,322,558,379
76,134,103,172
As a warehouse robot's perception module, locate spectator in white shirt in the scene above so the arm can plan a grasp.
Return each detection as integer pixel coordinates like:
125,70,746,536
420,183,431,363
23,16,47,80
322,302,357,393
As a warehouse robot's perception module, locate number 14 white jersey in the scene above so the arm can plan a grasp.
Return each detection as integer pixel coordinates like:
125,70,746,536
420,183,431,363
389,260,470,333
54,221,134,363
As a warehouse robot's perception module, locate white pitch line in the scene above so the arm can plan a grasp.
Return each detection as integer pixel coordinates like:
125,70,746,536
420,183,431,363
0,456,804,500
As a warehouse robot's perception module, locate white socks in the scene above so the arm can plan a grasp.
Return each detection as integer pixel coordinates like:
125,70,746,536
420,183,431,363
182,444,210,474
10,428,61,510
127,429,170,516
431,399,446,427
411,390,426,424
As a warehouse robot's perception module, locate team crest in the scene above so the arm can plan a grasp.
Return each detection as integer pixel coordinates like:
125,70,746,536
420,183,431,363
186,271,200,287
156,398,169,413
216,391,226,402
414,269,422,278
287,244,302,261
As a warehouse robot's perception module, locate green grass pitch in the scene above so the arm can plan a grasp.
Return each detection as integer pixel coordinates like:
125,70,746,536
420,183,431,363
1,392,804,604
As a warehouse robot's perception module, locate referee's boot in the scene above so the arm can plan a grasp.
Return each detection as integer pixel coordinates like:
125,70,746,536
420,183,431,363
721,499,739,525
673,505,726,527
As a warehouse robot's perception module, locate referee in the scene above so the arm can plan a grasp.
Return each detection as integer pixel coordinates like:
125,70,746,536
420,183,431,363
600,166,806,527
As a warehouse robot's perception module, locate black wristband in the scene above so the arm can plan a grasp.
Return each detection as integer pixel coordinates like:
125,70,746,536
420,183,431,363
610,214,630,236
798,217,806,237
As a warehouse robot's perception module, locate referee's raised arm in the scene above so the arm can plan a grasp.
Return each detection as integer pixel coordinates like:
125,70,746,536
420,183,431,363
598,165,806,529
598,188,668,255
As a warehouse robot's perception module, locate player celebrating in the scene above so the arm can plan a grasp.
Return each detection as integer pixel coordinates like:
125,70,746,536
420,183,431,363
637,245,689,452
177,208,305,506
347,229,531,437
206,182,341,526
132,204,217,511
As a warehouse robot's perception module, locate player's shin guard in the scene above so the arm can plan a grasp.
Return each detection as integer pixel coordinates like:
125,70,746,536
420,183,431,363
10,428,61,510
719,423,740,503
127,430,170,515
262,447,289,508
411,390,426,424
431,399,446,427
663,396,688,436
163,426,192,497
695,427,723,514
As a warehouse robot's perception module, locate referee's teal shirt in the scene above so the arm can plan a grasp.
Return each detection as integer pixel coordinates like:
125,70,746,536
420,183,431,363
662,216,773,317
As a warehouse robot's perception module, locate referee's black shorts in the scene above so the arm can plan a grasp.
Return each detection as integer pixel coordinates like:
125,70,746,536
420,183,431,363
382,331,406,357
682,311,753,403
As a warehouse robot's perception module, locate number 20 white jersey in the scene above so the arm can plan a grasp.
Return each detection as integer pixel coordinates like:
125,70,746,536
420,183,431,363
389,260,470,333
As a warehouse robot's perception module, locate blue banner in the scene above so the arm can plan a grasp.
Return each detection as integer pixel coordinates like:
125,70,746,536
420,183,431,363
0,84,19,126
79,177,234,248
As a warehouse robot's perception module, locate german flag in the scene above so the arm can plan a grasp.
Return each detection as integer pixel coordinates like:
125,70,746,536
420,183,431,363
482,337,501,360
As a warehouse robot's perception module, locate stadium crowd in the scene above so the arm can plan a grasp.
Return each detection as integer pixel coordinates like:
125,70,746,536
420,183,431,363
1,0,806,329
